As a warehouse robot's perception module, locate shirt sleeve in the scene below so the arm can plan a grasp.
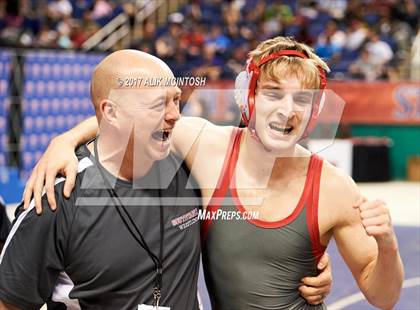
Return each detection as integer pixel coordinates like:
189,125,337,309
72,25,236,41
0,181,76,310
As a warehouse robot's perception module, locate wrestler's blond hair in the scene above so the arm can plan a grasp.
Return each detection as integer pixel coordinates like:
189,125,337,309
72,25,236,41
248,36,330,89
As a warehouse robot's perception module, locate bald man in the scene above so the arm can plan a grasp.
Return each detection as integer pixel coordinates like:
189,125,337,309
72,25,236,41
0,50,202,310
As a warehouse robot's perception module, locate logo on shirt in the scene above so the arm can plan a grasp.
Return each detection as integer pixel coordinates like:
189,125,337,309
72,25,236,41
171,209,199,230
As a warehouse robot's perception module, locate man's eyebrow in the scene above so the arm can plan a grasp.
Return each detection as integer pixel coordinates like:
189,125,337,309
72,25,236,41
259,83,284,90
294,90,313,96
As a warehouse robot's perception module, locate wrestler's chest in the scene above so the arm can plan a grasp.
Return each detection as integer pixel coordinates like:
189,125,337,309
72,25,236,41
233,173,307,221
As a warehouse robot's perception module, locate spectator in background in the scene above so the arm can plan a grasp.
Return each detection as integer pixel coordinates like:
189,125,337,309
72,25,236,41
365,30,393,66
298,1,319,21
318,20,346,50
225,45,248,79
131,21,156,54
169,48,190,77
80,9,99,38
392,0,418,30
47,0,73,20
0,196,11,254
243,0,266,25
71,21,88,48
155,13,185,59
239,23,256,44
345,19,368,51
72,0,91,19
182,21,205,58
349,48,383,81
318,0,347,20
130,20,157,54
56,16,73,48
193,44,223,81
183,1,202,24
315,19,346,61
225,21,245,47
315,35,341,61
223,1,240,29
0,0,24,45
91,0,113,20
20,1,40,46
222,1,248,46
345,0,364,20
36,23,57,48
261,2,293,39
294,18,315,46
205,24,231,53
57,24,73,49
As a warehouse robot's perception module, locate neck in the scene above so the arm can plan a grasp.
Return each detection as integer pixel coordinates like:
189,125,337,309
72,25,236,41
238,129,301,185
91,135,154,181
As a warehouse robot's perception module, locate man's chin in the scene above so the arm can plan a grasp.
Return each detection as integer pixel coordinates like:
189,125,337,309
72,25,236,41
260,135,300,155
148,140,172,161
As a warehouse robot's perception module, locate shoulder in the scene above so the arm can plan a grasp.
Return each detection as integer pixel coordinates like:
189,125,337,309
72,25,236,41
319,159,362,224
174,117,233,146
22,149,95,220
173,116,236,161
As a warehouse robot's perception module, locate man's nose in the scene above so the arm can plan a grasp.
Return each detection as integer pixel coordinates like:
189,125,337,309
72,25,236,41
277,94,296,118
165,100,181,122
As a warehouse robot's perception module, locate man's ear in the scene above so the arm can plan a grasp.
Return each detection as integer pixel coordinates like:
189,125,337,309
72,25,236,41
100,99,118,125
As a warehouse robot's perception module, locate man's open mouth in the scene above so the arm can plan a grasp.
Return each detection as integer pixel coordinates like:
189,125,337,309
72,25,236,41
269,122,294,135
152,129,171,141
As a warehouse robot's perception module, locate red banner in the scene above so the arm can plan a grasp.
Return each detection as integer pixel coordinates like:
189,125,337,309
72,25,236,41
329,81,420,125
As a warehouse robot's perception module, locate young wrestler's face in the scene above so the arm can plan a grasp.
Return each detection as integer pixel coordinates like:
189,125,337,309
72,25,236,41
113,85,181,161
254,75,314,151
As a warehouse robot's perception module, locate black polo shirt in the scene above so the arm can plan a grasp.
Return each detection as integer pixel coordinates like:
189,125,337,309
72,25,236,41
0,144,201,310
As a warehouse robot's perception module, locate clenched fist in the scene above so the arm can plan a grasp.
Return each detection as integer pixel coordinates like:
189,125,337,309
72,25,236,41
353,197,398,252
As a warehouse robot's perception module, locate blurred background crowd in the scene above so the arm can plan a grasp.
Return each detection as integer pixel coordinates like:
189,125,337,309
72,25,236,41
0,0,418,188
1,0,419,82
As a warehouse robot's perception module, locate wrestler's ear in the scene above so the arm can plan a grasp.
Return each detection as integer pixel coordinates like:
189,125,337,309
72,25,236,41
100,99,118,125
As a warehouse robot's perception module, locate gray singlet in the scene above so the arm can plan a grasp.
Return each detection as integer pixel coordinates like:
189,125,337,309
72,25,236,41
202,128,327,310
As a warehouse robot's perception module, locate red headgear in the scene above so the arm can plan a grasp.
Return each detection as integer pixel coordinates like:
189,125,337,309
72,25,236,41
234,50,327,140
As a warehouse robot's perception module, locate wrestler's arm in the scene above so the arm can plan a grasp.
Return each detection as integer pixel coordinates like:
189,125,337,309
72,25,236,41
171,116,216,161
327,167,403,309
23,115,210,213
22,116,98,213
60,116,98,148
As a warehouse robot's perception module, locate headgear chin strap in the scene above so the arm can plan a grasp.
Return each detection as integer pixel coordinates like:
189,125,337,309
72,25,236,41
234,49,327,142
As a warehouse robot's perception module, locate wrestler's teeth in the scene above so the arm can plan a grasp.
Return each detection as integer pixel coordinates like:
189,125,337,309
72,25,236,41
152,129,171,141
269,123,293,134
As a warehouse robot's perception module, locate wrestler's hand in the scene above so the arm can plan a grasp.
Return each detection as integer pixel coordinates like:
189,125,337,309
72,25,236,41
353,197,398,252
23,134,78,214
299,253,332,305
